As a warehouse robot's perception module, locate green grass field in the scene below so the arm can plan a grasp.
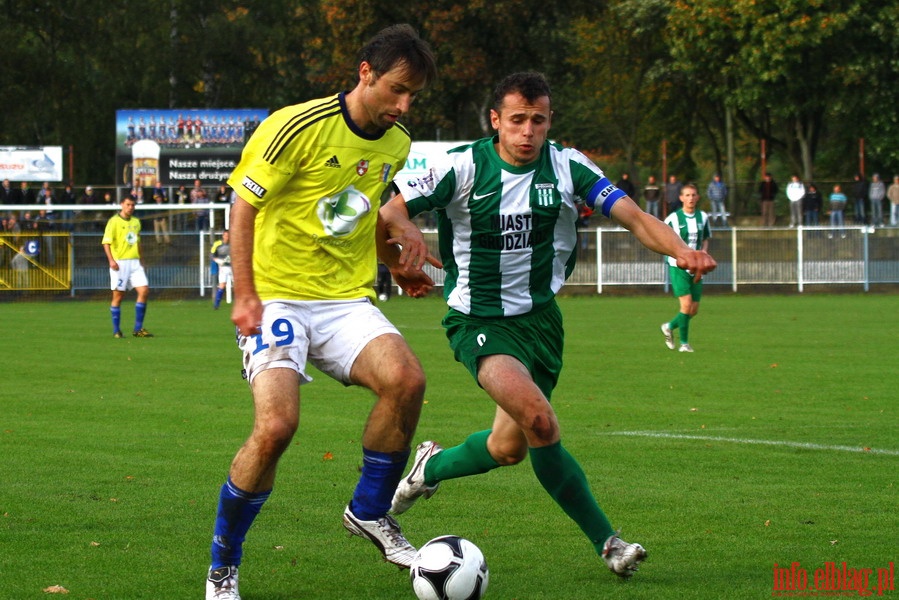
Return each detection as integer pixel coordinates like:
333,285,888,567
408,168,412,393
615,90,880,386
1,294,896,599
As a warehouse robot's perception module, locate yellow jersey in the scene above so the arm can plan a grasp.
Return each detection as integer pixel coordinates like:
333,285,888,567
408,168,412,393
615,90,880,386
228,93,411,301
101,213,142,260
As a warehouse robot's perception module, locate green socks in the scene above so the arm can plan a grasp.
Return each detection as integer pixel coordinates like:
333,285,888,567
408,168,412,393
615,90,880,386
669,312,691,344
530,441,614,555
423,430,500,485
424,432,614,557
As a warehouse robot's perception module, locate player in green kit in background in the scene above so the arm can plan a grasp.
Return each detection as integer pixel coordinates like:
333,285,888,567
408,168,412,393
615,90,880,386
660,183,711,353
379,72,717,580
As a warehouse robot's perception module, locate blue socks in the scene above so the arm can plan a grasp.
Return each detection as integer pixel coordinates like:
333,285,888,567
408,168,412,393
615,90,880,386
214,288,224,309
110,306,121,333
349,447,411,521
134,302,147,331
210,478,271,569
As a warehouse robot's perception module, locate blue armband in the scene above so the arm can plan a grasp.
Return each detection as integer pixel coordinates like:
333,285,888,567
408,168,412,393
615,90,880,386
584,177,627,217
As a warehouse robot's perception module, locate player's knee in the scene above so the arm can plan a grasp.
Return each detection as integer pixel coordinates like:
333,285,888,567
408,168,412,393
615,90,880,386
490,441,528,466
494,449,527,466
255,418,298,455
522,409,559,446
386,360,427,404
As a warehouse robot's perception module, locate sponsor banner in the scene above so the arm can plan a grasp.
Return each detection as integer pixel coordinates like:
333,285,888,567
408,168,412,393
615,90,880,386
0,146,64,182
115,108,268,187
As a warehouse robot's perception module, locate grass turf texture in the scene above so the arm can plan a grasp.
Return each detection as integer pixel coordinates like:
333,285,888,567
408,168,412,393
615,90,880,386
1,294,895,599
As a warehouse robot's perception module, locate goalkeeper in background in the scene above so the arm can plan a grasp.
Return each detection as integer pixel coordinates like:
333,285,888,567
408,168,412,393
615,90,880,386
211,230,232,310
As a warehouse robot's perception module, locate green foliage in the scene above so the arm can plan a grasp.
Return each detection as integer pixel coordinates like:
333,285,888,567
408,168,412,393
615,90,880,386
0,1,897,183
0,295,896,598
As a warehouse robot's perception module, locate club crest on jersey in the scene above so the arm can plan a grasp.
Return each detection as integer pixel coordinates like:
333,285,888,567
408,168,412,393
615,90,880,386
316,185,371,237
535,183,556,207
356,160,369,177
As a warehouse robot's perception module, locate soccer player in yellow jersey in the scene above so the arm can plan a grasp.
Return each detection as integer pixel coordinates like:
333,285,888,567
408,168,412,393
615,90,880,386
101,197,152,338
205,24,438,600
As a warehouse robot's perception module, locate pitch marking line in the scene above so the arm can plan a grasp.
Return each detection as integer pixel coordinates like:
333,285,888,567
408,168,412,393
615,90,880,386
602,431,899,456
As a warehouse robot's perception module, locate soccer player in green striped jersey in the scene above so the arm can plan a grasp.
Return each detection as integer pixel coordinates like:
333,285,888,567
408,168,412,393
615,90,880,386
661,184,711,353
205,25,437,600
379,72,716,581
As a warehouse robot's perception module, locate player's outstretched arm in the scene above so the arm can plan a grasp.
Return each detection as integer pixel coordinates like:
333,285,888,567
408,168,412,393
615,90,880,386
610,196,717,279
378,195,442,298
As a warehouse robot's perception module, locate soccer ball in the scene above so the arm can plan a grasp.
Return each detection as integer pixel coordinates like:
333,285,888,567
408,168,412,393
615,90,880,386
410,536,489,600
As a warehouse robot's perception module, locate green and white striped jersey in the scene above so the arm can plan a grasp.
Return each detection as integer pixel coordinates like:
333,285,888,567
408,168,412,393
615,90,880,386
396,136,625,318
663,208,711,267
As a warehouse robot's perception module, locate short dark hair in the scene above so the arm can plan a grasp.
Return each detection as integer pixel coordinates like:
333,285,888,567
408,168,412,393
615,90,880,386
358,24,437,87
493,72,552,112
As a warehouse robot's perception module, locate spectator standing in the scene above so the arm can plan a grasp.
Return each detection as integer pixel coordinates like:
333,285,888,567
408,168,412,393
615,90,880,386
706,173,728,227
887,175,899,227
828,184,847,238
803,184,822,226
152,190,172,245
204,24,437,600
173,184,189,230
785,175,805,227
759,172,779,226
78,185,98,231
643,175,661,218
0,179,11,206
868,173,885,228
215,185,231,204
615,172,636,200
60,183,77,231
13,181,36,207
851,173,868,225
190,179,209,231
34,209,55,264
101,197,153,338
665,174,682,215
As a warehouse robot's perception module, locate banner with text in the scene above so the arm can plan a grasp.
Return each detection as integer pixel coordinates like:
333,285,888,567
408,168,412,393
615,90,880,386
114,108,268,188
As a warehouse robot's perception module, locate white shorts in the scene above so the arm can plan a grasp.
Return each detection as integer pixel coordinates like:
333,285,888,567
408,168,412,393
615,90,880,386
238,298,400,386
110,258,149,291
217,265,233,286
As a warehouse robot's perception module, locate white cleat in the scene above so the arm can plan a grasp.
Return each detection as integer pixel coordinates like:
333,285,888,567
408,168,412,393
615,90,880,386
391,441,443,515
678,343,694,353
343,505,417,568
660,323,675,350
602,534,647,579
206,565,240,600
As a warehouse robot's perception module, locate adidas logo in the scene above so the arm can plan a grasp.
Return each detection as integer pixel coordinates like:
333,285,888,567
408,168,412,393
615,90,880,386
325,155,341,168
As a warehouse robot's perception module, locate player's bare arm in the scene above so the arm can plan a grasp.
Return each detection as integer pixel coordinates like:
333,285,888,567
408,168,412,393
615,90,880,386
378,195,443,298
610,195,717,278
229,196,263,336
103,244,119,270
379,194,442,272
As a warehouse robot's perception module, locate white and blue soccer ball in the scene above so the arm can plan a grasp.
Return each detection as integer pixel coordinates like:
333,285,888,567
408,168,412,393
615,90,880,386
410,535,489,600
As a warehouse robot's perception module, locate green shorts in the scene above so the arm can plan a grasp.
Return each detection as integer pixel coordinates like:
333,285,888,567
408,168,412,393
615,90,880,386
669,265,703,301
443,300,564,401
